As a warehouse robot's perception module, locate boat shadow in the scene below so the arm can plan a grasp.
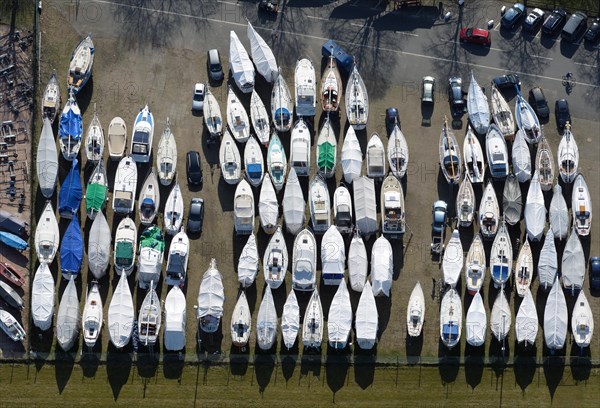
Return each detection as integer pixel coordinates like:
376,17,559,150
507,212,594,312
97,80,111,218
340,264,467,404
437,339,460,385
229,344,250,377
513,342,537,392
353,343,376,390
106,346,132,401
54,350,76,394
280,351,299,383
163,350,185,380
254,352,276,394
570,343,592,382
79,347,100,378
464,343,484,389
542,351,566,401
405,333,423,365
325,345,351,400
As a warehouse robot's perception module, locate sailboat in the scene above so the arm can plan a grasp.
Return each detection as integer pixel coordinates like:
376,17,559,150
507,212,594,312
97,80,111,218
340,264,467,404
107,272,134,349
406,282,425,337
466,291,486,347
440,288,462,349
355,281,378,349
229,30,255,93
544,278,567,351
138,285,161,347
538,232,558,291
490,222,512,287
388,124,409,178
138,168,161,226
282,168,305,235
465,234,486,294
302,289,323,349
226,86,250,143
258,173,278,234
316,117,337,178
31,263,55,331
42,71,61,123
67,35,94,93
37,118,59,198
238,233,259,288
35,201,59,264
156,119,177,186
535,135,554,191
271,70,293,132
320,48,342,112
439,117,461,184
263,226,288,289
244,135,264,188
249,90,269,146
59,159,82,219
571,290,594,348
58,90,83,161
231,291,251,348
281,289,300,349
348,231,368,292
294,58,316,117
371,235,393,296
524,171,547,242
456,176,475,227
60,217,84,280
219,130,241,185
87,211,111,279
462,125,485,184
203,86,223,140
467,71,490,134
442,229,463,288
549,184,569,240
341,126,363,183
345,64,369,130
328,280,352,349
562,227,585,293
479,180,500,239
309,175,331,234
247,21,278,82
256,286,278,350
490,289,511,342
164,181,184,236
515,241,533,297
490,84,515,141
84,104,104,164
196,259,225,334
515,91,541,144
82,281,103,348
515,288,538,346
512,129,531,183
56,277,80,351
503,173,522,226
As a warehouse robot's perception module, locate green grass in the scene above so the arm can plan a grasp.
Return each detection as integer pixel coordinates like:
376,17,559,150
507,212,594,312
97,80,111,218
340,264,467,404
0,0,35,32
517,0,599,16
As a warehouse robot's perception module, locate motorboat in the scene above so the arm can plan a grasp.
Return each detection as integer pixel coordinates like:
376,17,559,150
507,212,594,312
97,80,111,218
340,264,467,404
281,289,300,349
289,119,311,177
348,231,368,292
0,262,24,288
267,132,287,191
244,134,264,187
503,173,522,226
456,176,475,227
320,49,342,112
512,129,531,183
282,168,305,235
341,126,363,184
138,168,161,226
345,64,368,130
355,281,378,349
156,119,177,186
87,211,111,279
31,264,54,331
316,117,337,178
82,282,103,348
309,175,330,234
294,58,316,117
302,289,323,349
366,133,386,179
164,286,187,351
462,125,485,184
490,222,512,287
333,184,353,234
258,173,278,234
467,71,490,134
219,130,242,185
238,233,259,288
67,35,94,93
466,291,486,347
388,124,409,178
107,272,134,349
37,117,59,198
0,309,25,342
257,286,278,350
138,285,161,347
353,176,378,237
572,174,592,236
549,184,569,241
322,225,345,286
227,86,250,143
328,280,352,349
381,174,405,237
42,70,61,123
263,226,288,289
58,90,82,161
231,291,251,348
442,229,463,288
35,201,59,264
164,181,184,236
465,234,486,294
571,290,594,348
479,180,499,239
130,105,154,163
137,226,165,289
107,116,127,161
490,84,515,141
271,69,293,132
544,277,567,352
439,118,461,184
406,282,425,338
56,277,80,351
538,232,558,291
562,227,585,294
535,135,554,191
515,240,534,297
440,288,462,349
196,259,225,334
524,171,546,241
292,228,317,291
371,235,393,296
84,104,104,164
85,161,108,220
165,229,190,287
60,217,84,280
58,159,82,219
233,179,255,235
0,280,23,310
114,216,137,276
485,123,509,179
112,156,137,215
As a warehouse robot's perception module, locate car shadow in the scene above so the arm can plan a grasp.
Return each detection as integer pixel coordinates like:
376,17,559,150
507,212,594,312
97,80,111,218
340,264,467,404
499,26,520,40
459,43,491,56
559,38,581,58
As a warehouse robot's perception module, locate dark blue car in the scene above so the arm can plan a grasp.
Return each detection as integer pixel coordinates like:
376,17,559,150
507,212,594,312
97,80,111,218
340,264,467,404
501,3,525,29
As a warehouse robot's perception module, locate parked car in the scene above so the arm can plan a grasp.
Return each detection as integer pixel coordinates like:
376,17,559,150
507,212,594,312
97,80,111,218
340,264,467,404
523,8,544,32
590,257,600,290
448,76,465,115
542,8,567,35
187,198,205,234
421,76,435,104
321,39,354,73
459,27,491,46
492,73,521,91
385,107,400,133
431,200,448,234
528,87,549,120
562,11,587,42
207,48,224,82
192,83,205,111
554,99,571,129
186,151,203,186
584,17,600,43
501,3,526,29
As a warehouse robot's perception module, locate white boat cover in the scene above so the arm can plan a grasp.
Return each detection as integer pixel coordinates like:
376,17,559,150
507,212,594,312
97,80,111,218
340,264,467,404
549,184,569,240
237,233,259,288
37,117,59,198
31,263,55,331
321,225,345,285
467,72,490,134
258,173,278,234
538,232,558,291
442,229,463,287
544,278,568,350
341,126,363,184
353,176,377,236
164,286,186,351
515,288,538,345
502,174,522,226
108,272,134,348
466,291,486,347
355,281,378,349
281,289,300,349
197,259,225,320
512,129,531,183
282,168,305,235
229,31,255,92
571,290,594,348
88,211,111,279
247,22,278,83
371,235,393,297
524,171,547,241
56,277,80,351
328,280,352,348
562,228,585,291
491,289,511,341
348,232,368,292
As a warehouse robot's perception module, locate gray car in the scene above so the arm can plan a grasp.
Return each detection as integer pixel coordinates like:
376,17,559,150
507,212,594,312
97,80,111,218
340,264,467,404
421,76,435,104
187,198,205,234
207,49,224,82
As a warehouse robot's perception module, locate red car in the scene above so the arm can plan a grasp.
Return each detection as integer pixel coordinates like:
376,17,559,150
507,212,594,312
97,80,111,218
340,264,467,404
459,28,491,46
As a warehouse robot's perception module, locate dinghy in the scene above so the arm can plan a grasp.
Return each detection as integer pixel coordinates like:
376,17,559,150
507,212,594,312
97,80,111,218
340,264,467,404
244,135,264,187
247,21,278,82
316,117,337,178
196,259,225,333
571,290,594,348
295,58,316,117
138,168,160,226
290,119,311,177
322,225,345,285
524,171,547,241
466,291,486,347
35,201,59,264
462,125,485,184
334,184,353,234
263,226,288,289
388,124,409,178
165,229,189,287
271,70,293,132
440,288,462,349
219,130,242,185
328,280,352,349
549,184,569,240
491,289,511,342
84,104,104,164
56,277,80,351
515,240,533,296
535,135,554,191
345,64,368,130
112,156,137,215
302,289,323,349
37,118,59,198
58,90,83,161
503,173,523,226
309,175,331,234
257,286,278,350
258,173,278,234
0,232,27,252
490,222,512,287
572,174,592,236
42,71,61,123
479,180,500,239
281,289,300,349
108,272,134,349
320,49,342,112
238,233,259,288
67,35,94,93
138,286,161,347
515,92,541,144
203,87,223,140
439,118,461,184
231,291,251,348
282,168,306,235
366,133,386,179
515,288,538,346
229,30,255,93
164,286,186,351
456,176,475,227
381,174,405,237
490,84,515,141
0,263,24,288
87,211,111,279
234,179,255,235
58,159,82,219
268,132,287,191
356,281,378,349
538,232,558,291
465,234,486,294
60,217,84,280
467,72,490,134
442,229,463,288
292,228,317,291
137,226,165,289
156,119,177,186
512,129,531,183
371,235,393,297
85,161,108,220
164,181,184,236
406,282,425,338
486,124,509,179
227,86,250,143
82,282,103,348
353,176,378,237
0,309,25,342
107,117,127,161
31,263,55,331
348,231,368,292
130,105,154,163
341,126,363,183
562,228,585,293
114,216,137,276
544,277,567,351
0,280,23,309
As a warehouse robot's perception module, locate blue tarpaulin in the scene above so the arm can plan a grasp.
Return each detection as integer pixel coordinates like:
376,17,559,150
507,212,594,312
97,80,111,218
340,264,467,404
247,163,262,179
59,106,83,140
0,231,28,251
60,217,84,278
442,323,459,342
59,159,82,217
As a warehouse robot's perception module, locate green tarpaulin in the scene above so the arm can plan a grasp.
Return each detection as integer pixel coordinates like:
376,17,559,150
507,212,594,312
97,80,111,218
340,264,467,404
86,183,107,214
115,241,133,265
318,142,335,172
140,226,165,252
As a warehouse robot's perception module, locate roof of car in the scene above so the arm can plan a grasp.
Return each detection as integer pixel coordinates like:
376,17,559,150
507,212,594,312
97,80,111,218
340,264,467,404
470,28,490,36
194,83,205,92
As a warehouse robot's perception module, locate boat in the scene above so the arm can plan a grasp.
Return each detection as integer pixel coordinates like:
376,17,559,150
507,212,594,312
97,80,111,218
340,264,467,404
164,286,186,351
84,104,104,164
465,234,486,294
371,235,393,297
490,222,512,287
562,227,585,294
281,289,300,349
465,291,486,347
341,126,363,184
328,280,352,349
490,84,515,141
219,130,242,185
515,288,538,346
60,217,84,280
0,262,24,287
442,229,463,288
271,69,293,132
156,119,177,186
42,71,61,123
479,180,500,239
249,90,270,146
571,290,594,348
35,201,59,264
290,119,311,177
309,175,331,234
58,90,83,161
550,184,569,241
67,35,94,93
267,132,287,191
231,291,251,348
333,184,353,234
381,174,405,237
440,288,462,349
244,135,264,187
0,232,27,252
456,176,475,227
85,161,108,220
107,117,127,161
366,133,386,179
238,233,259,288
345,64,369,130
58,159,82,219
320,49,342,112
82,282,103,348
302,289,323,349
258,173,278,234
107,272,135,349
353,176,378,237
138,286,161,347
512,129,531,183
294,58,316,117
227,86,250,143
485,123,509,179
234,179,255,235
544,277,567,352
56,277,80,351
112,155,137,215
356,281,378,349
247,21,278,82
502,173,522,226
282,168,306,235
535,135,554,191
322,225,345,286
515,241,533,297
348,231,368,292
204,87,223,140
37,118,59,198
114,216,137,276
0,211,27,241
164,181,184,236
229,30,255,93
439,118,461,184
0,309,25,342
257,286,278,350
165,229,190,287
197,258,225,334
406,282,425,338
292,228,317,291
490,289,511,342
467,72,490,134
0,280,23,310
137,226,165,289
138,168,160,226
263,226,288,289
87,211,111,279
524,171,547,242
515,91,541,144
462,125,485,184
316,117,337,178
538,232,558,291
572,174,592,236
388,125,409,178
130,105,154,163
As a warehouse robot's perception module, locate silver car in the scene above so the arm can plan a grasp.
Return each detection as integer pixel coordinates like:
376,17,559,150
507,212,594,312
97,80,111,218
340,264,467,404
192,83,205,111
422,76,435,104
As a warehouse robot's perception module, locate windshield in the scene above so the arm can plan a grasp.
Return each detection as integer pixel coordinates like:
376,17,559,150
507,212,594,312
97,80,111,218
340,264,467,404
189,205,202,221
210,63,221,72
